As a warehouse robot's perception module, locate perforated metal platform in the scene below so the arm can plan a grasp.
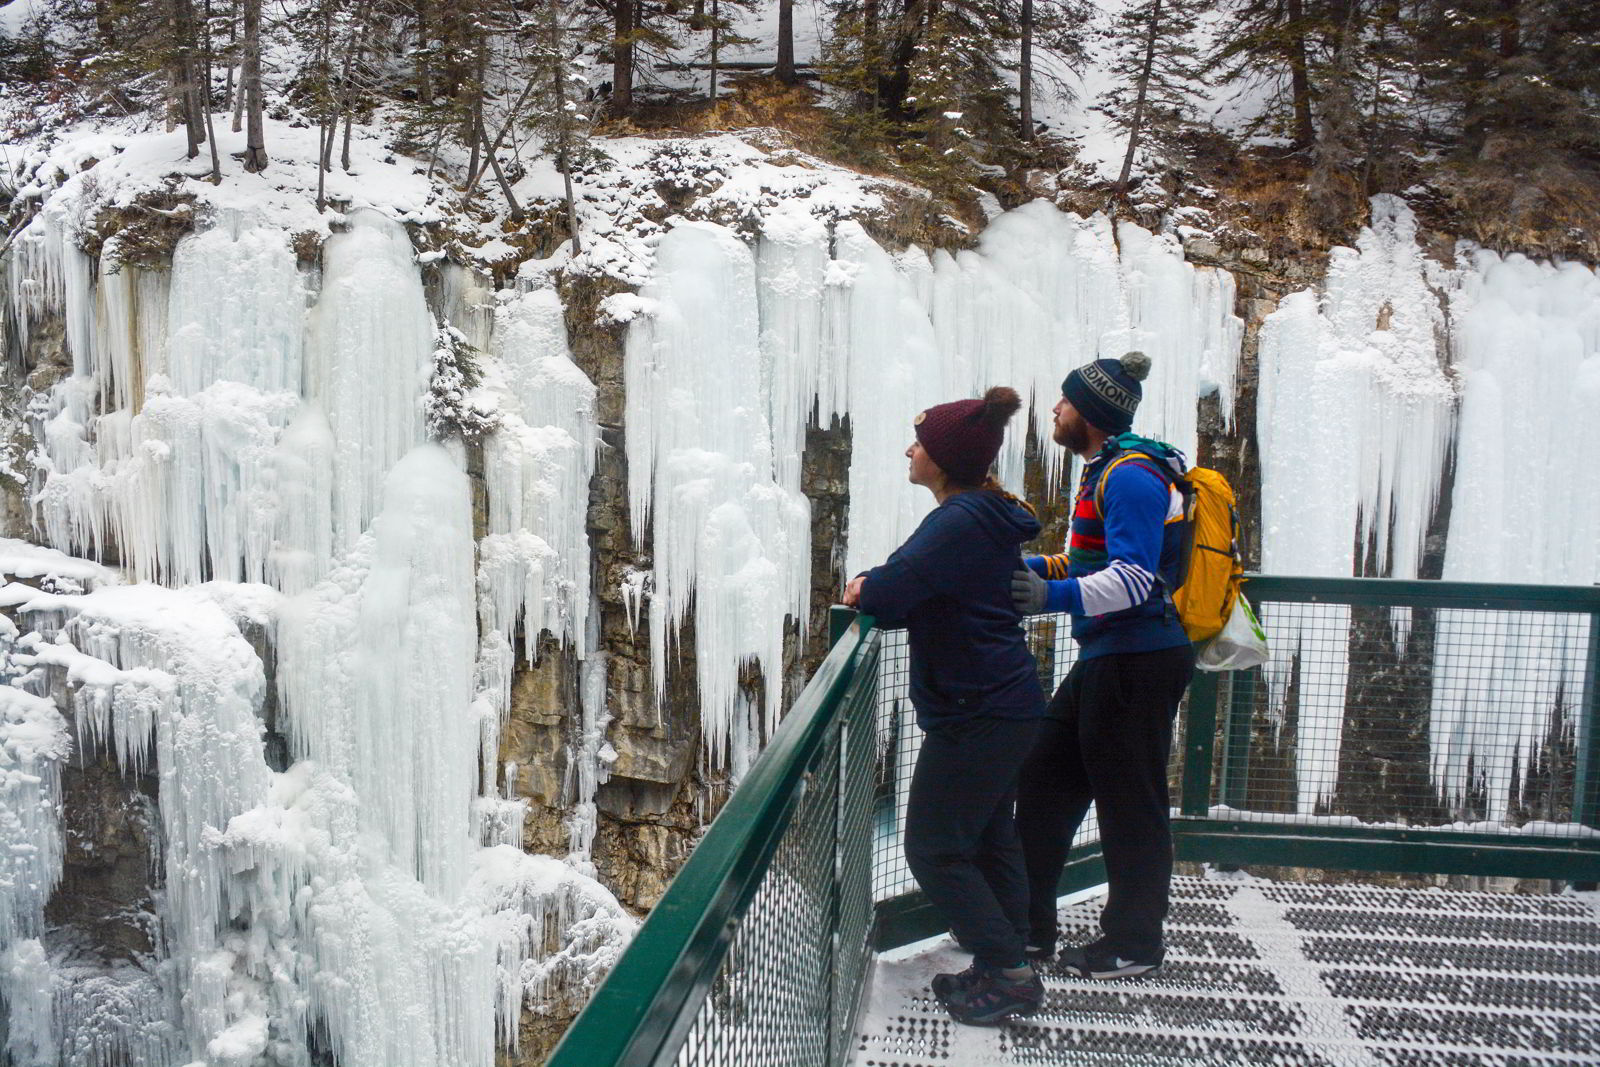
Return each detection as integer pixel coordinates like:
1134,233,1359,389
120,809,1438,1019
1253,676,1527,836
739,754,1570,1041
851,875,1600,1066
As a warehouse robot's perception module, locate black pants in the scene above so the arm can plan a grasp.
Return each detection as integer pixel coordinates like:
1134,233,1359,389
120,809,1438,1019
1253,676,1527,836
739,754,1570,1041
905,715,1041,970
1015,644,1195,955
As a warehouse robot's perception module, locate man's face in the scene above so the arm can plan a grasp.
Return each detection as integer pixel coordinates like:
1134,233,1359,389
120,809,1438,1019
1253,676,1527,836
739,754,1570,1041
1052,396,1091,454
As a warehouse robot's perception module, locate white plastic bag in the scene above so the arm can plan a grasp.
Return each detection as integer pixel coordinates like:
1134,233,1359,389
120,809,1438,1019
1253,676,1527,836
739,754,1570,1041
1196,594,1269,672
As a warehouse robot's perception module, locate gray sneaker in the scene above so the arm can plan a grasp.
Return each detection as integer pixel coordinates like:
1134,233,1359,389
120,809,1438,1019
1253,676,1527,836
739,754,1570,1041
1060,940,1164,979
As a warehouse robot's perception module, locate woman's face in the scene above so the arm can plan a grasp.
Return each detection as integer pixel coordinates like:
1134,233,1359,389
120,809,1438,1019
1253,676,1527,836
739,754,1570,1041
906,439,945,492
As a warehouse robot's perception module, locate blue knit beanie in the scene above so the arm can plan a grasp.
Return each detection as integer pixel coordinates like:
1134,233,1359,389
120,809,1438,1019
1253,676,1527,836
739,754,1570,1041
1061,351,1151,433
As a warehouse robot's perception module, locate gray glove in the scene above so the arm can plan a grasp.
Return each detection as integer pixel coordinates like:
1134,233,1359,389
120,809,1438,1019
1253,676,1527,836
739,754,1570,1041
1011,567,1047,615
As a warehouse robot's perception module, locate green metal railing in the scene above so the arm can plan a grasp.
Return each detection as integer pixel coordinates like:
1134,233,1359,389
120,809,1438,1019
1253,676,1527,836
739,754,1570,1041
549,576,1600,1065
547,613,881,1067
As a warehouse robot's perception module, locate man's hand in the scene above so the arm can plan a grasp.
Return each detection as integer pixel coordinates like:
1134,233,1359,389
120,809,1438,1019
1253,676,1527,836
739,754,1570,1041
842,574,867,607
1011,568,1047,615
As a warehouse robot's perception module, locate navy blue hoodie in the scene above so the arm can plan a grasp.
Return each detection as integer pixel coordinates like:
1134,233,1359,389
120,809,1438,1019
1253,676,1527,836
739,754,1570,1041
858,490,1046,730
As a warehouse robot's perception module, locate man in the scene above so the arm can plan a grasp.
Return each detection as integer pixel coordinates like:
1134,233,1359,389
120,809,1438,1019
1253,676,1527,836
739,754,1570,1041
1011,350,1196,979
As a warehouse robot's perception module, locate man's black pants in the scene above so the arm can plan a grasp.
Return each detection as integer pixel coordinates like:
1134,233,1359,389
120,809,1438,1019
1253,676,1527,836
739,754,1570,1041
1015,645,1195,955
905,715,1041,970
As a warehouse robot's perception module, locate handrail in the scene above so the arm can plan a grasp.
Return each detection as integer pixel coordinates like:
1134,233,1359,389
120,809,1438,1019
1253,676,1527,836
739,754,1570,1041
550,574,1600,1062
545,613,878,1067
1243,573,1600,612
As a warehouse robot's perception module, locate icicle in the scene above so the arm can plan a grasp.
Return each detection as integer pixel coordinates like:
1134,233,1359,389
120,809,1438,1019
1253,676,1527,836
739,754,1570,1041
94,255,169,413
1254,198,1456,814
567,591,614,875
478,286,597,661
0,687,68,946
623,221,811,765
166,209,307,397
5,203,96,376
1432,246,1600,822
825,220,946,582
305,210,433,552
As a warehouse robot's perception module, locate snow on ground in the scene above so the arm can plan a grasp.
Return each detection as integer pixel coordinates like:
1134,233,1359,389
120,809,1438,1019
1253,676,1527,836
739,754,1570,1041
855,874,1600,1066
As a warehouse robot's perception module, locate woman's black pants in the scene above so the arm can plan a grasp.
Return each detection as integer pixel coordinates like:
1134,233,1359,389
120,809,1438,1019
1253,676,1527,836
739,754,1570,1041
1015,644,1196,956
904,715,1041,970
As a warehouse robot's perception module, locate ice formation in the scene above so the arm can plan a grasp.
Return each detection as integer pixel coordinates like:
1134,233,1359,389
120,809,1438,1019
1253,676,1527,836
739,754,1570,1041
625,221,813,766
478,286,598,663
1255,196,1457,813
1,195,627,1065
307,209,434,555
625,202,1242,765
1431,248,1600,821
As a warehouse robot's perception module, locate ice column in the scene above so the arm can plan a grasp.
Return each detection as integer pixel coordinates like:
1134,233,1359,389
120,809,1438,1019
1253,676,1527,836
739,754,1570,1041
306,209,433,553
0,686,68,947
480,286,598,663
1433,249,1600,821
4,579,275,1063
624,222,811,765
826,221,950,581
1256,196,1455,813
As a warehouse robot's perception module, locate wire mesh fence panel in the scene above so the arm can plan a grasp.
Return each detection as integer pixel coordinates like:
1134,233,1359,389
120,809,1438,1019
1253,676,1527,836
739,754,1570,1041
671,640,881,1067
833,638,880,1057
870,614,1107,902
1226,597,1596,838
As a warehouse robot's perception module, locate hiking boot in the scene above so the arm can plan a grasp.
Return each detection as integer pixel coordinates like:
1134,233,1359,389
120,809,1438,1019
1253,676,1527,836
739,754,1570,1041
942,964,1044,1026
930,960,982,1002
1060,940,1164,979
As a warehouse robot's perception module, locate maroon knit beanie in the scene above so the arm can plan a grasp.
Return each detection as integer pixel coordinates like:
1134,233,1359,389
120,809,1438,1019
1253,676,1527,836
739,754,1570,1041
914,386,1024,486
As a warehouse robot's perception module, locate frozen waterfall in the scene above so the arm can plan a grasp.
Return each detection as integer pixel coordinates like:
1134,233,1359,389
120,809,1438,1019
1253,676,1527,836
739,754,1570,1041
622,202,1242,768
1431,247,1600,822
1,193,627,1067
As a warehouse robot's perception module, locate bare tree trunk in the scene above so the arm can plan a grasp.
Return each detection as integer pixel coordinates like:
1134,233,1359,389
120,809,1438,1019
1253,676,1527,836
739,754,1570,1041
1019,0,1034,140
776,0,795,83
464,40,485,188
202,0,222,183
415,0,434,104
1115,0,1162,193
1285,0,1315,150
709,0,720,100
562,163,582,255
315,1,333,211
612,0,634,114
241,0,267,172
460,73,541,207
478,119,523,220
224,8,238,124
338,0,374,172
173,0,207,158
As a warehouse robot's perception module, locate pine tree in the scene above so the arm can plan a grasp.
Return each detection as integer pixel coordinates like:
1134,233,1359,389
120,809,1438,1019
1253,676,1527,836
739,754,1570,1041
1210,0,1321,149
1098,0,1206,194
1019,0,1093,141
524,0,599,251
1411,0,1600,165
823,0,1023,181
240,0,268,172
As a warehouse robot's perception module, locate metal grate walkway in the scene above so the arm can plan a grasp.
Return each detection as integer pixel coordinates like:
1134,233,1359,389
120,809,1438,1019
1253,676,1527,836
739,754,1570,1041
851,875,1600,1066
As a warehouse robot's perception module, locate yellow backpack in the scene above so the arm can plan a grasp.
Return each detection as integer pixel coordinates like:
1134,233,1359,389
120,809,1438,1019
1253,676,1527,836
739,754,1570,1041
1095,448,1245,643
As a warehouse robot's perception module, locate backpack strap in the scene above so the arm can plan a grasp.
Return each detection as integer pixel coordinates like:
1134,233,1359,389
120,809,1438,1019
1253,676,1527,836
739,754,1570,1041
1093,451,1181,515
1092,447,1194,619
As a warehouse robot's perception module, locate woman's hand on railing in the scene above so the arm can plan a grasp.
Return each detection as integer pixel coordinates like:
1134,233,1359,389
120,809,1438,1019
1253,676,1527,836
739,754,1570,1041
842,574,866,607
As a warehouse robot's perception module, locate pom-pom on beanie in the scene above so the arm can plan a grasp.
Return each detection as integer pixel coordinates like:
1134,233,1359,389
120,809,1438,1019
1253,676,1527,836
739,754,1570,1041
1061,351,1151,433
914,386,1024,486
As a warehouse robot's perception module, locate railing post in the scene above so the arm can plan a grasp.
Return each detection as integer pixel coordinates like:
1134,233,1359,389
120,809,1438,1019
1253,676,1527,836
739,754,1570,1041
829,604,858,648
1219,668,1256,810
1575,608,1600,846
1180,669,1220,817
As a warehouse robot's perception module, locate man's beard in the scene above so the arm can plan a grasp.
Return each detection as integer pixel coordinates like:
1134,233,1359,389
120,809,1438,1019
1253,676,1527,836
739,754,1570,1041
1054,418,1090,454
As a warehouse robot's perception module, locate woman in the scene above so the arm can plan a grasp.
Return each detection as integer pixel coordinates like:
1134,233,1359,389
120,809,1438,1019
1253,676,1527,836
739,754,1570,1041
842,386,1047,1026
